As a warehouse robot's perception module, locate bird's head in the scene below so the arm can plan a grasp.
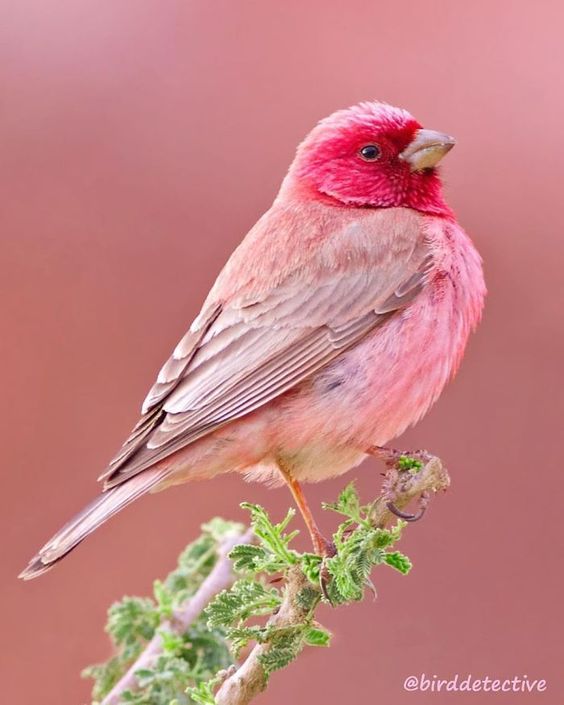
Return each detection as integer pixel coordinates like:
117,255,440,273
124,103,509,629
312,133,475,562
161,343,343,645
286,101,455,217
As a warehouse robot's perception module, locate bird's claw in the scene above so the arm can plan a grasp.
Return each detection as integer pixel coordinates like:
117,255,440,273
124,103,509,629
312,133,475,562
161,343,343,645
367,446,435,523
386,499,426,522
368,445,433,470
386,489,430,523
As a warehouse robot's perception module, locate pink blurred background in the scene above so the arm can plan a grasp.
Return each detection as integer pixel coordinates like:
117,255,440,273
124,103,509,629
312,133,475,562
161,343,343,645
1,1,563,703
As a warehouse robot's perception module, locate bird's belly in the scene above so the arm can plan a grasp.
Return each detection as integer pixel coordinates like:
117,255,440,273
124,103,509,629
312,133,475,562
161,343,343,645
271,276,474,482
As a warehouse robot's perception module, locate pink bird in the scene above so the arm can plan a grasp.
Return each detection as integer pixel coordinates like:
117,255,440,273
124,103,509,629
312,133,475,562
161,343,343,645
20,101,485,580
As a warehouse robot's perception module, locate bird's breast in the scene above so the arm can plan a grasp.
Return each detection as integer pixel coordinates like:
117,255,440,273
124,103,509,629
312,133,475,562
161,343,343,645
274,218,485,464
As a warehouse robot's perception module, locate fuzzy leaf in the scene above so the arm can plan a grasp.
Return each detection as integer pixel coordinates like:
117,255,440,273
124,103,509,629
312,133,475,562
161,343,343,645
300,553,322,584
201,517,245,542
384,551,412,575
85,493,415,705
322,482,361,520
205,579,281,629
106,596,159,658
258,628,304,677
188,679,218,705
228,625,268,655
303,626,331,647
153,580,174,618
240,503,299,569
397,455,424,473
228,544,268,573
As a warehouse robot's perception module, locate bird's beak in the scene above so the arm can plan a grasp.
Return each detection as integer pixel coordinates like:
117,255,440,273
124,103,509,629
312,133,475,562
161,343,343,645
400,129,456,171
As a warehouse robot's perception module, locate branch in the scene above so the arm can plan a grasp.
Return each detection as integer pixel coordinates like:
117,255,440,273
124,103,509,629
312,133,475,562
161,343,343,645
101,527,254,705
215,455,450,705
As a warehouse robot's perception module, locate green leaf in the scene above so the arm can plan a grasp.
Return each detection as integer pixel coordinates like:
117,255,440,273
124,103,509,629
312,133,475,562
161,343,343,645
201,517,245,542
84,521,236,705
295,584,321,612
153,579,174,618
397,455,424,473
389,519,407,541
159,630,184,653
188,679,218,705
300,553,322,584
303,626,331,647
322,482,361,521
228,544,268,573
240,503,299,569
258,628,304,677
373,527,394,549
81,656,123,701
326,528,377,603
384,551,413,575
105,596,159,660
163,532,218,603
228,625,268,655
85,496,416,704
205,579,281,629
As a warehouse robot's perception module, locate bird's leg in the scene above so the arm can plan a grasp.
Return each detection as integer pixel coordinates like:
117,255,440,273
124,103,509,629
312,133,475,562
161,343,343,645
278,465,336,601
278,464,334,556
366,445,434,522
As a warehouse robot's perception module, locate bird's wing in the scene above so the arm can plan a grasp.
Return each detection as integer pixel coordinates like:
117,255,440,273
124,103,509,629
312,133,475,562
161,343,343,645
101,210,432,488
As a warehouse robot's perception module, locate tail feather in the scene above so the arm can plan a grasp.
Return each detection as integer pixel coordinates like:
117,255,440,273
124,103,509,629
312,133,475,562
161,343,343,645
19,468,166,580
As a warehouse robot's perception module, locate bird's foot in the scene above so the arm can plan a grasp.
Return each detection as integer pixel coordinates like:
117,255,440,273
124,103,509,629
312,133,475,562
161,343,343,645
368,445,433,470
367,445,437,523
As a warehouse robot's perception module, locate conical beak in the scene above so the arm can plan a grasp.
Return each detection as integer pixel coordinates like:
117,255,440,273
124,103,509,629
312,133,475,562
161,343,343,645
400,129,456,171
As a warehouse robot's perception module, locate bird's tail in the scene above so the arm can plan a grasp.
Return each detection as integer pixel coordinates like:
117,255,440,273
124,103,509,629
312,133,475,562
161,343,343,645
18,468,167,580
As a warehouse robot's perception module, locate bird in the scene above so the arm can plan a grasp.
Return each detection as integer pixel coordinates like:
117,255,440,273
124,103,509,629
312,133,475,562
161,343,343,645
20,101,485,580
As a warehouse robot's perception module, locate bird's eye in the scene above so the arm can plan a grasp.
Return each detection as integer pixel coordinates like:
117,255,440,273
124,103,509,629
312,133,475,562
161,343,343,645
359,144,381,161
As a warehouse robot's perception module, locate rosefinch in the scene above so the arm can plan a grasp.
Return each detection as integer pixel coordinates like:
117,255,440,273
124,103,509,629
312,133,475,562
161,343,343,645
20,101,485,580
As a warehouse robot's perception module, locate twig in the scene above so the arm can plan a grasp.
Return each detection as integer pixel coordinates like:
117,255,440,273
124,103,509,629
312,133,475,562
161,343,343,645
215,454,450,705
101,527,254,705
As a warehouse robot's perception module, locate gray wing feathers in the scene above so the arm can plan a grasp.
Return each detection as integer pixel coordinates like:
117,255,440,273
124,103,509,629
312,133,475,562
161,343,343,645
97,303,222,483
142,303,222,412
101,231,432,489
